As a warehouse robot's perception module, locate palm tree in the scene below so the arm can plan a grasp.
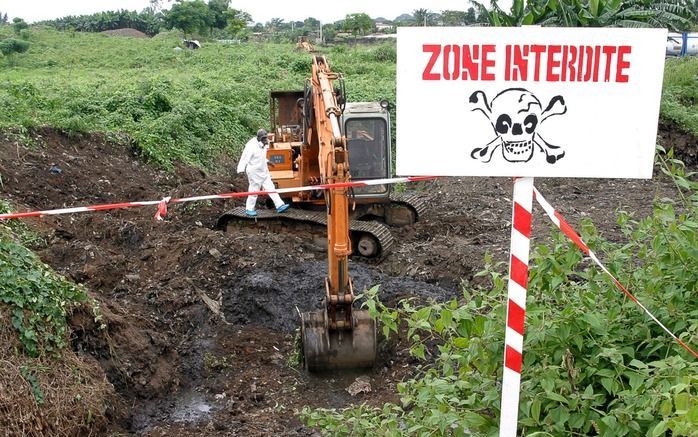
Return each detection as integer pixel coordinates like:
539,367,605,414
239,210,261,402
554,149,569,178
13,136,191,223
267,17,284,33
473,0,694,30
412,8,438,26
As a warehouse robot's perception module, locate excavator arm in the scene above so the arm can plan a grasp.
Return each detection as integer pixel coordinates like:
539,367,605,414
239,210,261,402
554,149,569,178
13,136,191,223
300,56,377,371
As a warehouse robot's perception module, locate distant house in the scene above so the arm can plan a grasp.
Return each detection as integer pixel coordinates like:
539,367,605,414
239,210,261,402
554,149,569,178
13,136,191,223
374,20,393,32
373,17,393,32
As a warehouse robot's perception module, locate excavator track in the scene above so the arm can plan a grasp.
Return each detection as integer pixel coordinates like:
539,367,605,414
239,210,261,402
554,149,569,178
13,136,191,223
390,191,428,218
217,206,394,259
382,191,429,227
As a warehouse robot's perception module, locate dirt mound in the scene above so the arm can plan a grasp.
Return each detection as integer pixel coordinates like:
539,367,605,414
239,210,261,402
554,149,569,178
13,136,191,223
0,306,120,436
101,28,148,38
0,127,686,435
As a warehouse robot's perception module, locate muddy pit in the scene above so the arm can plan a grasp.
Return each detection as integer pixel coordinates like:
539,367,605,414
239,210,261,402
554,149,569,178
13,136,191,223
0,127,694,435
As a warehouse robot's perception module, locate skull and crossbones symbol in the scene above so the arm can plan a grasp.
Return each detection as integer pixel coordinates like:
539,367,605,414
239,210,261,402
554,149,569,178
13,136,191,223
469,88,567,164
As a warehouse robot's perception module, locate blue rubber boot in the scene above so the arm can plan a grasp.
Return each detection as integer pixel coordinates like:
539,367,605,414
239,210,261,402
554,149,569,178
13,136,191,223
245,209,257,217
276,204,290,213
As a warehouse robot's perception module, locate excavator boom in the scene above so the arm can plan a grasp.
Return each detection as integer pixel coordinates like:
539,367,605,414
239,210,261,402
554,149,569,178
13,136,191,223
300,56,376,371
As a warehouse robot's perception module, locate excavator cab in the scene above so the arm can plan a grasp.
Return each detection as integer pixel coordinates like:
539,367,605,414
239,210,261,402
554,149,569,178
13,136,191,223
266,91,393,205
343,101,392,197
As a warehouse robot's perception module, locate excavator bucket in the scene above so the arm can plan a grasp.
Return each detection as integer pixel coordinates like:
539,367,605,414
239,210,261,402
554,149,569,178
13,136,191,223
301,308,376,372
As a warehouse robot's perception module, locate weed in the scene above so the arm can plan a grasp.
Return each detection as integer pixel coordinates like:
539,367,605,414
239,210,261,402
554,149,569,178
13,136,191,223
0,200,46,248
20,365,46,405
203,351,232,371
0,224,87,356
287,328,302,369
661,57,698,136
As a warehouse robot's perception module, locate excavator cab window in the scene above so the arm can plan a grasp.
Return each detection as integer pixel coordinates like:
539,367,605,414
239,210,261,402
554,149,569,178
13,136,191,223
346,118,389,191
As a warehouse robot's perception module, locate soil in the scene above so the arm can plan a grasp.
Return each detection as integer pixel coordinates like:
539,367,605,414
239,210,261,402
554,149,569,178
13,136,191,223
101,28,149,38
0,126,695,435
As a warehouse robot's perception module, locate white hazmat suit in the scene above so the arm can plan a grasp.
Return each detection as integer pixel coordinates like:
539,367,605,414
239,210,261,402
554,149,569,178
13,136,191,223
237,136,286,212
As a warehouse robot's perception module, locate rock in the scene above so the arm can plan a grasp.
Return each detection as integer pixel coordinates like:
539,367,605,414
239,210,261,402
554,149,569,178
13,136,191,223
345,375,371,396
125,274,141,282
209,248,222,258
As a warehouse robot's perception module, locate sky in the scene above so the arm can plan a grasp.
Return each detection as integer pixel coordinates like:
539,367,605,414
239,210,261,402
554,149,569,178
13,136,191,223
0,0,513,24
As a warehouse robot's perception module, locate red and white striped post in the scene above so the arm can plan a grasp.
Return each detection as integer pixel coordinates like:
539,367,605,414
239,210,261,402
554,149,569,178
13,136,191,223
499,177,534,437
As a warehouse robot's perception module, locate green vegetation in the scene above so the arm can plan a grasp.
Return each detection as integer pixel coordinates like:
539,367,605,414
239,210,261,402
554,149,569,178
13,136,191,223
39,9,164,36
0,213,112,434
474,0,695,30
662,57,698,136
343,13,374,37
166,0,216,36
301,156,698,435
2,27,695,171
0,202,88,357
12,17,28,35
0,37,29,56
0,27,396,169
37,1,252,39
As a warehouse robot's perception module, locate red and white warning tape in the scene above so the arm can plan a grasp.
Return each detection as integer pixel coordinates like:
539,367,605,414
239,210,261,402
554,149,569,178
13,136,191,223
533,187,698,360
499,177,534,436
0,176,436,221
500,182,698,437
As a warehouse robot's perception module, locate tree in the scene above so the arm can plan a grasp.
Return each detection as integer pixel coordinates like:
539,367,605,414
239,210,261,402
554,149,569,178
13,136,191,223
207,0,230,30
412,8,438,26
473,0,694,30
0,12,8,24
148,0,171,13
0,38,30,56
266,17,284,32
304,17,320,30
343,13,373,36
225,8,252,35
464,7,478,24
441,10,467,26
12,17,28,35
166,0,213,36
321,22,337,42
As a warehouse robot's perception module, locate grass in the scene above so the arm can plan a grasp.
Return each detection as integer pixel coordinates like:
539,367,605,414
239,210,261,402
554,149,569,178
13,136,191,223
2,26,695,170
662,57,698,135
0,26,397,169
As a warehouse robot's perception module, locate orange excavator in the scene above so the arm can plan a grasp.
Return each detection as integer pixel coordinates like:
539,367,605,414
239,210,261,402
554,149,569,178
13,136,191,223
297,56,376,370
219,62,424,260
219,56,424,369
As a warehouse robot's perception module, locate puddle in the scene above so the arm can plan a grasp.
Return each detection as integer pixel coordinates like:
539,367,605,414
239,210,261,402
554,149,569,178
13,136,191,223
171,393,213,423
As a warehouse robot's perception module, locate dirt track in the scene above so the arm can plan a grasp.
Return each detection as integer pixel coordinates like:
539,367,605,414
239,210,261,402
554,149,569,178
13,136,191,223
0,126,694,435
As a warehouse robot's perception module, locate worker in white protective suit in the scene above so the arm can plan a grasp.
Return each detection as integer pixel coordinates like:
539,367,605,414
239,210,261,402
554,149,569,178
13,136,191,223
236,129,289,216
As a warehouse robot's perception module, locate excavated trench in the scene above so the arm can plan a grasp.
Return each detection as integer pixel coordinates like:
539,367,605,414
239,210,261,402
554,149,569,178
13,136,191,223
0,128,693,435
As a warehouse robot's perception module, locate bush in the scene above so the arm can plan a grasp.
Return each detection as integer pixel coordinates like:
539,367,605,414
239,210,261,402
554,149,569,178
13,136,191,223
661,57,698,136
12,18,28,35
374,44,396,62
0,38,30,56
0,232,88,356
